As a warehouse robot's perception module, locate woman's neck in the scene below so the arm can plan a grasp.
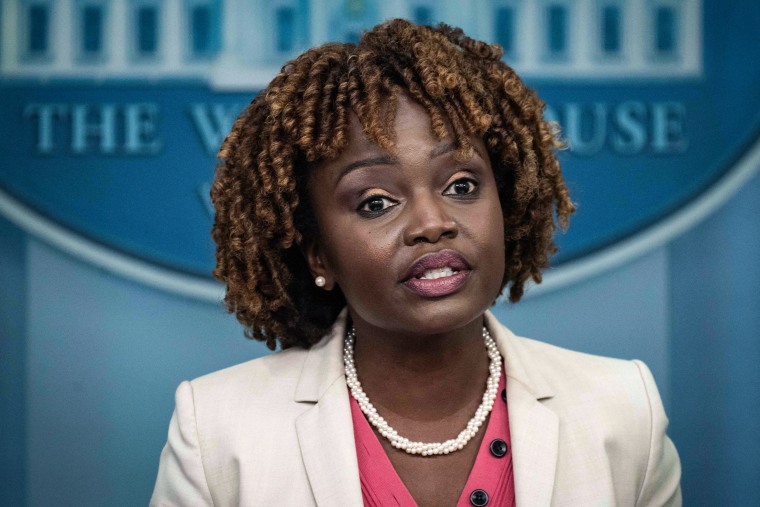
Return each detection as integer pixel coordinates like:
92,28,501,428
349,314,490,422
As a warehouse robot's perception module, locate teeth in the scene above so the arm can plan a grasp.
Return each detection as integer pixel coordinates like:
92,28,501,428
418,267,457,280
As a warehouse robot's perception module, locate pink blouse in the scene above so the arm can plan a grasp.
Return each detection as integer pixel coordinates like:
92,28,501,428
350,368,515,506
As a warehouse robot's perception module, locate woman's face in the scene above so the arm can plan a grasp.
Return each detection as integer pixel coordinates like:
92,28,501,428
305,95,505,336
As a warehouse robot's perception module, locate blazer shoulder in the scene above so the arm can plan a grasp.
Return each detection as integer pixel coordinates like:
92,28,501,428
503,332,659,434
188,345,310,406
506,333,680,504
515,334,645,390
155,346,319,506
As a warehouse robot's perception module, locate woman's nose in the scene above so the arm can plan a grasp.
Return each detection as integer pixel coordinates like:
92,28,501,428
402,195,458,245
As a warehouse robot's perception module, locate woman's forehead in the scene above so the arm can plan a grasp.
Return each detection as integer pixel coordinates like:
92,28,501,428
348,98,482,161
344,95,451,152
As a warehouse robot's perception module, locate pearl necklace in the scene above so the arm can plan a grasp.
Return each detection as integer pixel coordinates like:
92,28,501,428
343,325,502,456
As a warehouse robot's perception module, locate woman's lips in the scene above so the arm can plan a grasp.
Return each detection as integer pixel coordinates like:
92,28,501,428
402,250,472,298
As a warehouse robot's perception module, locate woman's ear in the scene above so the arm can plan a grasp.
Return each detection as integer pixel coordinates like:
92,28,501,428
299,236,335,290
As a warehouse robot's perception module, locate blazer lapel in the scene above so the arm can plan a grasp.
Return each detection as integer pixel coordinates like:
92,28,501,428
486,311,559,507
506,378,559,506
294,310,363,507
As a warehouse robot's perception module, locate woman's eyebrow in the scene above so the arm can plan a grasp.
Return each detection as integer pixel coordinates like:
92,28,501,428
430,141,486,162
430,142,457,158
336,142,486,183
337,154,398,182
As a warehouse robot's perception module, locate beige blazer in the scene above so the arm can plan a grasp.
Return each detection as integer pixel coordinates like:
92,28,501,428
151,311,681,506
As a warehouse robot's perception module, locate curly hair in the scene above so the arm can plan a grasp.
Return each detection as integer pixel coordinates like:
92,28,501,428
211,19,575,350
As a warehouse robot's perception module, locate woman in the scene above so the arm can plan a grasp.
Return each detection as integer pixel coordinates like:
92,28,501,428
151,19,681,506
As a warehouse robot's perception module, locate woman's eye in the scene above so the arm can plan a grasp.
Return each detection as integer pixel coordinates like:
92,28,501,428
358,195,397,216
444,178,478,196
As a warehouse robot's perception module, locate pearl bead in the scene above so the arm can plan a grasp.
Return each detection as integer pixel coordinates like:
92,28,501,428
344,324,502,457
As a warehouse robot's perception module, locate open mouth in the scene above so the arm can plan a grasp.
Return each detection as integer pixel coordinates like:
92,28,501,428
416,267,459,280
403,250,471,297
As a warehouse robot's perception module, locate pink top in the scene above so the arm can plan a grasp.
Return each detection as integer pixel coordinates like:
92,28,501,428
350,368,516,507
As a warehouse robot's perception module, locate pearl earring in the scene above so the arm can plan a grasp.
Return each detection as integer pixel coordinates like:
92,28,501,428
314,276,326,288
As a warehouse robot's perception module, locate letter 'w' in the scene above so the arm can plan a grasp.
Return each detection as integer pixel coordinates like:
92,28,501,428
188,104,243,156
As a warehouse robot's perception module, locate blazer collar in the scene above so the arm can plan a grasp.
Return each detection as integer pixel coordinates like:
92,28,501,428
294,308,349,403
486,310,559,507
485,310,554,400
293,309,363,506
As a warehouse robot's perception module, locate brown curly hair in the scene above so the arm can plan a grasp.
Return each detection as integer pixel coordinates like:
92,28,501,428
211,19,575,350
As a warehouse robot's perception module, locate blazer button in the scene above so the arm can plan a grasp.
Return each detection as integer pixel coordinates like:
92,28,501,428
489,438,508,458
501,388,506,402
470,489,489,506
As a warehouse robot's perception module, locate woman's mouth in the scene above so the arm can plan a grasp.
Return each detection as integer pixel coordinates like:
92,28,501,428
402,251,471,297
418,266,457,279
